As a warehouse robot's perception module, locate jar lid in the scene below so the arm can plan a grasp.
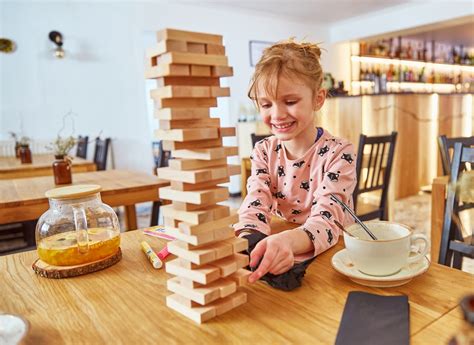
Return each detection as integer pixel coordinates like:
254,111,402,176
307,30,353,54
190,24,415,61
45,184,102,200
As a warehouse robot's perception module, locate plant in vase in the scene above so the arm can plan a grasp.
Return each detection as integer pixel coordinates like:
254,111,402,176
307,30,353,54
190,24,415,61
47,135,76,185
8,131,20,158
18,136,32,164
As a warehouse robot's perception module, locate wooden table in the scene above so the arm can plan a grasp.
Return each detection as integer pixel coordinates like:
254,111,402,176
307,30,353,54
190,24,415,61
431,176,449,263
1,230,472,344
0,154,96,179
0,170,169,231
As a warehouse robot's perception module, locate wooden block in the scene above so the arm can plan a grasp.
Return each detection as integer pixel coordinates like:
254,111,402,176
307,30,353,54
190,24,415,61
157,28,223,45
167,240,233,265
225,237,248,253
166,291,247,324
160,205,230,224
219,127,236,137
167,225,234,247
155,107,209,120
228,268,252,286
164,217,179,228
170,177,229,191
159,118,220,130
162,138,223,151
209,253,249,277
179,214,238,235
172,146,238,160
180,277,200,289
211,66,233,77
166,293,216,324
161,204,230,225
165,259,220,285
155,128,219,142
155,97,217,109
206,44,226,55
156,76,220,87
157,165,229,184
151,85,211,99
172,201,211,212
169,158,227,171
187,42,206,54
159,52,228,67
145,63,190,79
146,39,187,58
210,86,230,97
159,186,229,205
190,65,211,76
167,276,236,305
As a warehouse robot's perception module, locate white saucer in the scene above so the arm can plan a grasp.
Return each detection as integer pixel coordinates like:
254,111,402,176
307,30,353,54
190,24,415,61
331,249,431,287
0,314,29,344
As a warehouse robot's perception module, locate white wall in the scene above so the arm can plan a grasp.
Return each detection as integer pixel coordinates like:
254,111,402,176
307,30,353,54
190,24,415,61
0,1,328,192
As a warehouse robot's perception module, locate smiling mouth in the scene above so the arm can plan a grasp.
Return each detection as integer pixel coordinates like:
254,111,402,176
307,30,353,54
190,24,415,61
272,122,295,129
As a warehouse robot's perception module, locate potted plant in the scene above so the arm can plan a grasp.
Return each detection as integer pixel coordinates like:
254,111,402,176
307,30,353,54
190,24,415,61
47,135,76,185
18,136,32,164
8,131,20,158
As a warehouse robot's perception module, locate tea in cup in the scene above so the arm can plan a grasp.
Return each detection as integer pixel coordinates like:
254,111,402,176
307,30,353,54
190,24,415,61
343,221,429,276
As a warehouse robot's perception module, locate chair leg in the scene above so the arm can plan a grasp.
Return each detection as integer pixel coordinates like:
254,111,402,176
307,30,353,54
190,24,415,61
452,252,463,269
23,220,37,247
150,201,161,226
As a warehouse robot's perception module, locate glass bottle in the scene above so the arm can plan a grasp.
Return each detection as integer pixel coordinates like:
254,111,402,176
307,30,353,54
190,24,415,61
36,185,121,266
19,145,32,164
52,155,72,185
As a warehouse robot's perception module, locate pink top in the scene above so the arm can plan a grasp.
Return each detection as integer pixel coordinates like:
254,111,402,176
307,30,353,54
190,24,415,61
234,128,357,259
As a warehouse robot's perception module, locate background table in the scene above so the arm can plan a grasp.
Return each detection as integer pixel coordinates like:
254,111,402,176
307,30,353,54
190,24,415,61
1,229,471,344
0,170,169,231
0,154,96,179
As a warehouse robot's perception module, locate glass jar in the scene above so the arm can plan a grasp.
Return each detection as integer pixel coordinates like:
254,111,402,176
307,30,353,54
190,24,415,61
36,185,120,266
52,155,72,185
19,145,32,164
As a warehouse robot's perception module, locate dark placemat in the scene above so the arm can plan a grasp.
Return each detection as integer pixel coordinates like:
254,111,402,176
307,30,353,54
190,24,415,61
335,291,410,345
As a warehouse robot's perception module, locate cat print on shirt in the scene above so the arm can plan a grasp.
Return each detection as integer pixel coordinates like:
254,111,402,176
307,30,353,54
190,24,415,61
256,213,267,224
274,144,282,153
248,199,262,208
320,210,332,219
326,229,334,244
277,166,286,177
327,171,339,182
293,160,305,168
300,180,310,191
256,168,269,175
341,153,353,164
318,145,329,156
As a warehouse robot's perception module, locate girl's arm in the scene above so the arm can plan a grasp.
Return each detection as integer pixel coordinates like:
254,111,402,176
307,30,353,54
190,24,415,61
234,140,273,236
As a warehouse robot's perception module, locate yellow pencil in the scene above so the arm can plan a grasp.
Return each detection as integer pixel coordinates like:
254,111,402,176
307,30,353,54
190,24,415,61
141,241,162,269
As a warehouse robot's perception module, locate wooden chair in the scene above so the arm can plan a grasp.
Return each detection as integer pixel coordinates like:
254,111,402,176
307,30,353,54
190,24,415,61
353,131,398,221
93,137,111,171
241,133,272,198
438,143,474,269
76,135,89,159
437,135,474,176
150,141,171,226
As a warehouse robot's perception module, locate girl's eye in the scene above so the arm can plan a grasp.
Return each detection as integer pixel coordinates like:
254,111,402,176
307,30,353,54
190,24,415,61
285,100,297,106
260,104,271,109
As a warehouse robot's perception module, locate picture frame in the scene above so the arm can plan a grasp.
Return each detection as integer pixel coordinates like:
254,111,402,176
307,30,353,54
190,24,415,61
249,40,274,67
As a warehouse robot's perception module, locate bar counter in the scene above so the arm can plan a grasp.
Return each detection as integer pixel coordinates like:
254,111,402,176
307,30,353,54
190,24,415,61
318,92,473,199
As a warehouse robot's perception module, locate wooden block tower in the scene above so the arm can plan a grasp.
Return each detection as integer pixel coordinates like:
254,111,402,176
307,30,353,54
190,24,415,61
145,28,252,323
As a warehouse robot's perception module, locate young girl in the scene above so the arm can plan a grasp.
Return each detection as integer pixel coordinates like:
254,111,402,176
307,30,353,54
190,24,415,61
234,39,357,284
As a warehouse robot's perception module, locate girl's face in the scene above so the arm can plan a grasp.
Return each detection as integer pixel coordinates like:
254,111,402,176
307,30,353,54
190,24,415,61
257,75,326,142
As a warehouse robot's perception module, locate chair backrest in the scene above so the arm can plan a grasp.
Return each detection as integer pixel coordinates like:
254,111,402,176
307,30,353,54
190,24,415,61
353,131,398,220
437,135,474,176
438,143,474,268
251,133,271,147
152,141,170,174
93,137,111,171
76,135,89,159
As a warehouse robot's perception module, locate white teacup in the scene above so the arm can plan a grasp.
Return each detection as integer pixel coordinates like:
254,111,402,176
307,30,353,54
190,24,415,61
343,221,429,276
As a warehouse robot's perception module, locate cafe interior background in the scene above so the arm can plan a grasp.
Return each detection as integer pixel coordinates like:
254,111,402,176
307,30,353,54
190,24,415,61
0,0,473,268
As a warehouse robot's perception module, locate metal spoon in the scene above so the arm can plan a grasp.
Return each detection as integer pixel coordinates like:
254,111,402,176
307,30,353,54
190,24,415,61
334,220,357,238
329,193,378,240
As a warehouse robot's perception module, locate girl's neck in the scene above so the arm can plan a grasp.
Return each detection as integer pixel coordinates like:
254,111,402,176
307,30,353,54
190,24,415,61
282,126,318,160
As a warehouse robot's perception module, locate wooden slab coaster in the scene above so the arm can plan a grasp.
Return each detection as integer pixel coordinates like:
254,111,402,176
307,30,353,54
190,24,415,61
32,248,122,279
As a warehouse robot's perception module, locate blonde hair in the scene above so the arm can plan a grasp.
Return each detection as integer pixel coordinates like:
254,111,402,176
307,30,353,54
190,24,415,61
248,38,324,104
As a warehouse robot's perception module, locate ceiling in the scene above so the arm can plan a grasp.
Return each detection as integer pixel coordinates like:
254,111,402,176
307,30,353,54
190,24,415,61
173,0,414,23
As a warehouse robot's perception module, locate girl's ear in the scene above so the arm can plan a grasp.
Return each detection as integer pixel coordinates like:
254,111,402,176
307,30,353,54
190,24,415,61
313,88,327,111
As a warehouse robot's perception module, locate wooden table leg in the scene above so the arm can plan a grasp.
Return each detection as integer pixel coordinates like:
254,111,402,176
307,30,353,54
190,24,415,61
431,177,448,263
124,205,138,231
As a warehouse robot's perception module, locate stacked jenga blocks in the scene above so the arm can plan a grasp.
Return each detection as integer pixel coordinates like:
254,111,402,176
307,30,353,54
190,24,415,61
145,28,252,323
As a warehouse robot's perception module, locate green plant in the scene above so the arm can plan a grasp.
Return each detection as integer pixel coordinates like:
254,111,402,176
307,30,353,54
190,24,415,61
47,135,77,157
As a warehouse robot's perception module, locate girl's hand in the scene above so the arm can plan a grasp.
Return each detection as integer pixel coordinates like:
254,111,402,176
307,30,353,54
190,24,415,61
248,233,295,283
